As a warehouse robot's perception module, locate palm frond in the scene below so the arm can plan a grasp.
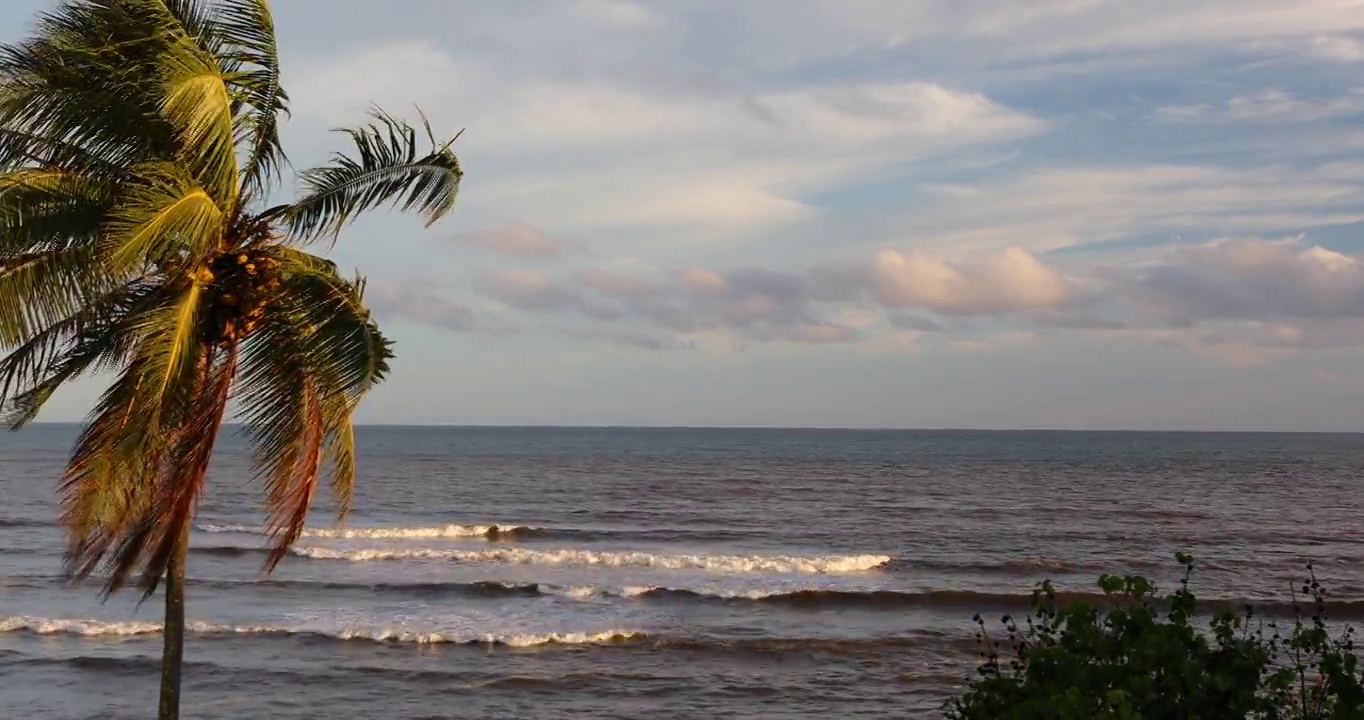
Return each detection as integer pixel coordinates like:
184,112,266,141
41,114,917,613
0,128,126,175
216,0,288,196
162,0,226,53
159,49,239,205
271,108,462,244
234,254,393,567
102,163,225,274
0,280,156,427
0,2,178,168
61,284,217,593
152,0,289,197
0,168,114,256
0,246,108,349
112,343,236,595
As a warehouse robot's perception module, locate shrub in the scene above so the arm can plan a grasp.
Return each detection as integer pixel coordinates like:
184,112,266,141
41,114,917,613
946,553,1364,719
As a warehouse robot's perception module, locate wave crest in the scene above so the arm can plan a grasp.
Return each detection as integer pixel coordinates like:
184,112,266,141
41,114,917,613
290,546,892,574
0,616,642,647
197,523,545,540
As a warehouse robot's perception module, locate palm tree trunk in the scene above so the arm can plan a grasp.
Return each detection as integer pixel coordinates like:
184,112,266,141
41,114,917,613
157,345,236,720
158,519,190,720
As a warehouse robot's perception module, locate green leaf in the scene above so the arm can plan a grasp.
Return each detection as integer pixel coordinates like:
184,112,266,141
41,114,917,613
102,163,225,274
272,107,461,243
234,253,392,567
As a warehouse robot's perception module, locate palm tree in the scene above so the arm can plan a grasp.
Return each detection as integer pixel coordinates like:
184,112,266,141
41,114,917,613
0,2,462,718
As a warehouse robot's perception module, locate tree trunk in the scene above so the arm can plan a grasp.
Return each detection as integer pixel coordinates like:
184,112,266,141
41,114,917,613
158,520,190,720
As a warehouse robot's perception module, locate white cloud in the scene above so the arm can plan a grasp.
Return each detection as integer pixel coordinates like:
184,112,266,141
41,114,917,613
571,0,664,28
381,236,1364,368
1128,237,1364,323
1305,34,1364,62
286,38,1043,237
673,267,729,294
869,247,1074,314
662,0,1364,71
899,162,1364,255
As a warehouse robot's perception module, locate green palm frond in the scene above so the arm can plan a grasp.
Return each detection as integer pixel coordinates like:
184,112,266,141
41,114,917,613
0,246,109,348
0,168,114,256
235,255,393,567
162,0,227,53
0,128,126,175
156,0,289,197
111,343,236,594
0,168,120,347
216,0,288,196
271,108,462,243
157,39,239,205
61,284,217,592
0,2,177,167
102,163,225,274
0,281,156,428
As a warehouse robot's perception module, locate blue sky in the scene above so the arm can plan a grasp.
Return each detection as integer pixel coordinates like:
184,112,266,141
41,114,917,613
13,0,1364,430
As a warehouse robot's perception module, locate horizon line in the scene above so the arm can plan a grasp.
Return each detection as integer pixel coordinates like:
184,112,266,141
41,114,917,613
16,421,1364,435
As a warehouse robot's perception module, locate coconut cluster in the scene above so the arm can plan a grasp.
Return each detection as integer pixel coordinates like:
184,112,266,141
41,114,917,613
201,251,282,343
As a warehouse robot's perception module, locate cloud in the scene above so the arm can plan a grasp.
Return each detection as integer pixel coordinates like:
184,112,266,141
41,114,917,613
674,267,729,294
868,247,1075,314
570,0,664,29
888,314,945,332
1126,237,1364,324
1153,88,1364,124
375,235,1364,368
662,0,1364,72
442,246,1079,348
899,162,1364,255
1304,35,1364,63
367,283,480,332
480,269,607,315
459,224,581,258
286,38,1044,238
577,269,656,297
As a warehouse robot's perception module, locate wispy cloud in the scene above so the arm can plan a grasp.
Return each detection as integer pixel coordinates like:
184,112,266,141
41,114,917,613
1153,88,1364,124
458,224,584,259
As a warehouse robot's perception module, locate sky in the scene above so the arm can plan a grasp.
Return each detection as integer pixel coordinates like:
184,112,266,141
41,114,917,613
12,0,1364,430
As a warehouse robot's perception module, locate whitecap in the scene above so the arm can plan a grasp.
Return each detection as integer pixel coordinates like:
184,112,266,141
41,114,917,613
290,546,892,574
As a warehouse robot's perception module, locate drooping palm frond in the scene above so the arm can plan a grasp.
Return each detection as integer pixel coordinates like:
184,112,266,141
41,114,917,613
0,246,109,347
111,343,236,594
0,280,158,428
0,167,122,348
234,254,392,567
60,281,213,593
0,168,114,255
102,162,225,275
271,108,462,243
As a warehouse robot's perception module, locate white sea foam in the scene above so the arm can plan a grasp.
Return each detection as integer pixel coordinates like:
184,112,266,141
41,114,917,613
290,546,891,574
0,616,163,636
197,523,535,539
0,616,642,647
558,585,606,600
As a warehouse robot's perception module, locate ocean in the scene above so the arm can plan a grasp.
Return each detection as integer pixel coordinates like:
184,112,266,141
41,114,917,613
2,426,1362,718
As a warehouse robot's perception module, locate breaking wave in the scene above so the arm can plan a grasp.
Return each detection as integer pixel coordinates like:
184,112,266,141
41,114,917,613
289,545,892,574
197,523,548,541
0,616,642,647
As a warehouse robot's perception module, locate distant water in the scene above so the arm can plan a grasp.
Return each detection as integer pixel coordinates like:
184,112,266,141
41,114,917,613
2,426,1363,719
